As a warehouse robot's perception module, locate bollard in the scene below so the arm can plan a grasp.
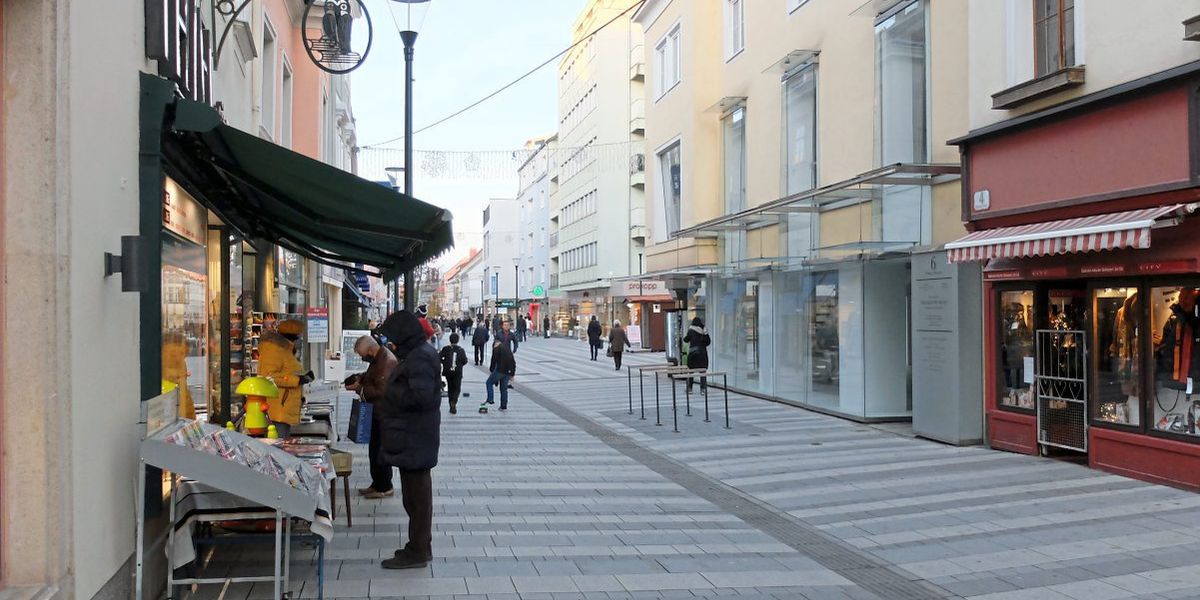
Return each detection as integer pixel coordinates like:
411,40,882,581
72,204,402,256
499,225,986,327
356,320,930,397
655,371,663,426
639,368,646,420
627,366,633,415
671,375,679,433
723,374,731,429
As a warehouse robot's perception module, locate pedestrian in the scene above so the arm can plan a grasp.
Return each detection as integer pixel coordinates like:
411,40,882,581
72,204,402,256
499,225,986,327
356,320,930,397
345,335,399,499
374,310,442,570
587,315,603,361
439,333,468,414
485,339,516,410
497,318,520,353
608,320,632,370
416,304,435,342
543,315,551,339
459,316,471,340
683,317,711,393
491,313,502,336
258,320,313,438
471,318,490,365
516,314,528,342
431,320,444,348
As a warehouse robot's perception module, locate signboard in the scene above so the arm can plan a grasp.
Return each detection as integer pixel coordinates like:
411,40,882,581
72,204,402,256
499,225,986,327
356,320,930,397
145,0,212,104
532,285,545,297
627,325,642,347
162,177,207,245
341,329,371,375
306,307,329,343
609,280,669,298
496,300,516,309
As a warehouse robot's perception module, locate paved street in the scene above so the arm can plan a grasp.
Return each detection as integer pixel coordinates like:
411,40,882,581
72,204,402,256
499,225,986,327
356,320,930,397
229,337,1200,600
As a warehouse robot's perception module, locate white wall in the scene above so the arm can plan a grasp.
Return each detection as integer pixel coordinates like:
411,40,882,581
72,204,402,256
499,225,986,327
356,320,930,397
483,198,520,302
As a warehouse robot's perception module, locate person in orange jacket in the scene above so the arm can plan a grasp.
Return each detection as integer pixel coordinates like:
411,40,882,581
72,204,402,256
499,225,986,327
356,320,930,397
258,319,312,437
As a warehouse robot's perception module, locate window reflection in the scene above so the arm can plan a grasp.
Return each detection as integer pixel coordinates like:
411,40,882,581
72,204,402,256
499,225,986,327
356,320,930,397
1152,286,1200,436
999,290,1034,410
1094,287,1140,425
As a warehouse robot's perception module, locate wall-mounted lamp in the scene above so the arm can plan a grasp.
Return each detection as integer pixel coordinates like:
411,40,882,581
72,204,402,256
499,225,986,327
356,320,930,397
104,235,145,292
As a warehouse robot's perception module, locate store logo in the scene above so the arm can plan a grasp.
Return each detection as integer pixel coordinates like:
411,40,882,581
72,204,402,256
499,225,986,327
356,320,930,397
145,0,213,105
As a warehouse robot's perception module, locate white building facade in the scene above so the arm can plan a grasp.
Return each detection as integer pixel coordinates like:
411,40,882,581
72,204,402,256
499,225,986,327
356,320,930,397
482,198,521,318
517,136,555,327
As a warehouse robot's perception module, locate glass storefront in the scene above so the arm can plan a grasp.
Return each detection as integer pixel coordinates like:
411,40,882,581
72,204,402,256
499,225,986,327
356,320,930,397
162,232,208,420
1095,287,1140,426
998,290,1035,410
1152,285,1200,436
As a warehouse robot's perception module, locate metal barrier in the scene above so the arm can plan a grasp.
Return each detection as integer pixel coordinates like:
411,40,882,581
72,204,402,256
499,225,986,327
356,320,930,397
628,365,731,432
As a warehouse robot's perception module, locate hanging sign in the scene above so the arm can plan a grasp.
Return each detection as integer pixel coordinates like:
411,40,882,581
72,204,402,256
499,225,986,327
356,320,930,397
306,307,330,343
162,177,207,245
145,0,213,104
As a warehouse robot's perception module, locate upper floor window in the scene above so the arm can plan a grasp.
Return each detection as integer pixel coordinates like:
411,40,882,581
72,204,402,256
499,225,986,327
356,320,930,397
877,0,927,164
655,24,681,99
1035,0,1075,77
658,142,682,236
724,0,745,60
722,107,746,215
261,19,277,139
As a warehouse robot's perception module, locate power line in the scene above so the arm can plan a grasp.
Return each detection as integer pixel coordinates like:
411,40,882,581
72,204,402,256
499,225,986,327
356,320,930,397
362,0,646,148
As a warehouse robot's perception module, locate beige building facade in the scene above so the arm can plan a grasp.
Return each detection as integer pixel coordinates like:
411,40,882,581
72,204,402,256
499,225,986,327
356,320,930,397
635,0,981,440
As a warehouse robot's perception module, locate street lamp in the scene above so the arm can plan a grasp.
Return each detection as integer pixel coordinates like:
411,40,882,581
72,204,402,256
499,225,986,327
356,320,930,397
512,256,520,320
387,0,431,313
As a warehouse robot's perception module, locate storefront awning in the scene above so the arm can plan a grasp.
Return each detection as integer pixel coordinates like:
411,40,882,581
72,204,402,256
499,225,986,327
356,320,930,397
946,204,1198,263
162,97,453,280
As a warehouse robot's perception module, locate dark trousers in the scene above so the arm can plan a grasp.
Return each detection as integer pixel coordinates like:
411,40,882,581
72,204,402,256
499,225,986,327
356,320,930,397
486,371,511,408
613,351,624,369
368,415,393,492
398,468,433,557
473,343,485,365
445,373,462,406
590,343,599,360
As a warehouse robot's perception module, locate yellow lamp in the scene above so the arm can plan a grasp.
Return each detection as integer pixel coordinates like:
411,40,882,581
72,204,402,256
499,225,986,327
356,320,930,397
161,379,178,394
235,376,279,436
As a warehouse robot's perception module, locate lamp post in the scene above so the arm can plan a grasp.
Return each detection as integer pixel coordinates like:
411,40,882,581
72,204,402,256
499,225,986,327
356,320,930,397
387,0,431,313
512,256,520,321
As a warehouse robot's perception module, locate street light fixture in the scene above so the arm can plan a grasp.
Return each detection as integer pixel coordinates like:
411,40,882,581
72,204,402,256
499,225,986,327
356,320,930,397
512,256,521,320
386,0,431,313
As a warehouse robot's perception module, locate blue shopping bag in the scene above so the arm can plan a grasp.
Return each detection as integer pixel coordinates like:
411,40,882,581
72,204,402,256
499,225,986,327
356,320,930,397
347,398,373,444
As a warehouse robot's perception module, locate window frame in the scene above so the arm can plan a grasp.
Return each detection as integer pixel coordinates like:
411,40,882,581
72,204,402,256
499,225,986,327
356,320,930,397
1087,278,1146,434
1033,0,1075,77
994,283,1040,415
260,17,278,140
655,22,682,101
657,138,683,236
724,0,745,62
280,55,294,149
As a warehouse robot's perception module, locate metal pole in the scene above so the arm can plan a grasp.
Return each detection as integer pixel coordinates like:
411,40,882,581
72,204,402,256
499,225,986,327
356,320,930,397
135,460,146,600
704,378,710,423
723,374,730,429
402,30,418,313
627,366,633,415
514,264,519,322
671,376,678,433
639,368,646,420
273,510,283,600
655,371,662,426
685,374,691,417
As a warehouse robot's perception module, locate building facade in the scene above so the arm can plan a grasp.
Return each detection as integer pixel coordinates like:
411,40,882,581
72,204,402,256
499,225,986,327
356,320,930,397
517,136,555,327
482,198,521,318
549,0,646,334
949,1,1200,488
634,0,981,439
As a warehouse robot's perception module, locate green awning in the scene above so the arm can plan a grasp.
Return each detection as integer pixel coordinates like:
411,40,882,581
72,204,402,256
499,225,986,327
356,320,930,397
161,95,452,279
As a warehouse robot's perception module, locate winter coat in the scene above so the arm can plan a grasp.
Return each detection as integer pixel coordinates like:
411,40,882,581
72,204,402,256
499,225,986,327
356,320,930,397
587,320,603,346
360,347,399,405
516,317,527,332
684,325,711,369
472,324,490,346
543,317,551,331
608,326,631,353
257,331,305,425
439,344,468,378
496,329,519,353
489,343,517,377
377,311,442,471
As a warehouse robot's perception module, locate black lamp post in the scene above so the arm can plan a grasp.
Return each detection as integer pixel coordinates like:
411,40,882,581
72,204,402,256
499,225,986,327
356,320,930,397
512,257,520,320
388,0,430,313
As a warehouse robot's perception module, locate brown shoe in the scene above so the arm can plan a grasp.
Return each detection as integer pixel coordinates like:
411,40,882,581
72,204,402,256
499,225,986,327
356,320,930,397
357,486,377,496
363,489,394,499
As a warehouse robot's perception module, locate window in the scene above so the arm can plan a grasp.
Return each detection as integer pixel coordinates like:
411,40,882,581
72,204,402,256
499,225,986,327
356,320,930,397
877,0,927,165
722,107,746,264
998,290,1035,411
1096,287,1140,426
280,59,293,148
655,24,681,98
658,142,682,235
724,0,745,60
261,20,277,139
1035,0,1075,77
783,66,817,255
1152,285,1200,437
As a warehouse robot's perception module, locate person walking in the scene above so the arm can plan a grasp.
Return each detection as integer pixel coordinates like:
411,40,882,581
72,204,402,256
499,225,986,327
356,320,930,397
587,316,603,361
543,316,551,339
346,335,399,499
516,315,528,342
459,316,471,340
608,320,632,370
486,339,517,410
491,313,503,336
471,318,490,365
683,317,711,394
439,333,468,414
375,310,442,570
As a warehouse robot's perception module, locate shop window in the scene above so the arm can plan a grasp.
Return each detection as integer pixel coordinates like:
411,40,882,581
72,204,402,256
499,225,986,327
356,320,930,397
998,290,1035,410
162,233,208,421
1151,286,1200,437
1094,287,1140,426
809,271,840,411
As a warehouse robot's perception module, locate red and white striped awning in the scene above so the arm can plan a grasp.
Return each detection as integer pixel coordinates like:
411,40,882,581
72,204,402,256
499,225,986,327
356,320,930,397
946,204,1198,263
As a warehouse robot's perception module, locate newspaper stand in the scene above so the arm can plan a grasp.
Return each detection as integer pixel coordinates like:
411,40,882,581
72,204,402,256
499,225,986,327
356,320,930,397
135,390,331,600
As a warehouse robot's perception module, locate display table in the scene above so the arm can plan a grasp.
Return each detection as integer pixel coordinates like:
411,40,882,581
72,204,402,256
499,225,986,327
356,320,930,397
137,419,333,600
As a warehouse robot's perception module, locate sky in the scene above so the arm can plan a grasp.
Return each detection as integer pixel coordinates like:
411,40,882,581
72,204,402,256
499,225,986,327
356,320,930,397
352,0,588,270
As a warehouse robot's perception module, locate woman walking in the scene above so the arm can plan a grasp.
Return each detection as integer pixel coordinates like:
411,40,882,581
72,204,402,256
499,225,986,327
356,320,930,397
608,320,632,370
683,317,711,393
587,315,603,361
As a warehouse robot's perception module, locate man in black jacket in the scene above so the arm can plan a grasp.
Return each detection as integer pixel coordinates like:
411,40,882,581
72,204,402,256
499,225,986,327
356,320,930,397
471,318,490,365
486,339,517,410
375,310,442,570
438,333,468,414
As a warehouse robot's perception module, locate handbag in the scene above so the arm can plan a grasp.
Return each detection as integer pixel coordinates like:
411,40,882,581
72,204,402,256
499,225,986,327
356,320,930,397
606,346,614,358
347,397,373,444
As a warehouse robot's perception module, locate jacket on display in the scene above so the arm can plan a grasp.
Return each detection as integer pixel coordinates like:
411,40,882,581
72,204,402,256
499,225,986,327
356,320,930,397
378,311,442,471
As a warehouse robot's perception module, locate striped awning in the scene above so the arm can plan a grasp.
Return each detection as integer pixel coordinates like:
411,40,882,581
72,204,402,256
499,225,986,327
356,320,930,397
946,204,1197,263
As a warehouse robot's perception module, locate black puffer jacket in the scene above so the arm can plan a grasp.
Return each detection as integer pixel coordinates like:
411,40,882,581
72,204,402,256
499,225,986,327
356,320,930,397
377,310,442,471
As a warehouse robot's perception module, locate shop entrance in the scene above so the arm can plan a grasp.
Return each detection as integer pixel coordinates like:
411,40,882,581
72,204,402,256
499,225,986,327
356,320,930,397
1036,329,1089,454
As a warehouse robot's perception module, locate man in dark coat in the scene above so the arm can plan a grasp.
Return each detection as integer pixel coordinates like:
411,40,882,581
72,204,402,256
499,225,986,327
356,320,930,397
471,318,490,365
543,316,551,338
345,335,399,499
683,317,711,393
496,319,520,354
516,315,528,342
375,310,442,569
587,316,603,361
438,333,468,414
486,339,517,410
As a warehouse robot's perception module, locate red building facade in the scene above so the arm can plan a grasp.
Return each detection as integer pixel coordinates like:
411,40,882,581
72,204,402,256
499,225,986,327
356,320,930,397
950,61,1200,489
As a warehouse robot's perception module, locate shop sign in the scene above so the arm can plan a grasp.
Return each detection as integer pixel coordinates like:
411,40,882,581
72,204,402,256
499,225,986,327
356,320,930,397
497,300,516,308
983,270,1024,281
1029,267,1068,278
627,325,642,346
306,307,329,343
532,285,545,297
610,280,668,297
162,176,206,245
1136,260,1195,273
145,0,213,105
1080,265,1126,275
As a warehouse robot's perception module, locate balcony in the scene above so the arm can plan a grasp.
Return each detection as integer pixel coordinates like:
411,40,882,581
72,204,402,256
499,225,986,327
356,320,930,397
550,232,559,248
630,97,645,135
630,44,645,81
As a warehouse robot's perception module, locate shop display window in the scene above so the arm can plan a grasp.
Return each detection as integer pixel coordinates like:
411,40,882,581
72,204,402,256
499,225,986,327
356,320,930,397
1094,287,1141,426
162,233,209,420
998,290,1035,410
1151,285,1200,437
808,271,840,411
